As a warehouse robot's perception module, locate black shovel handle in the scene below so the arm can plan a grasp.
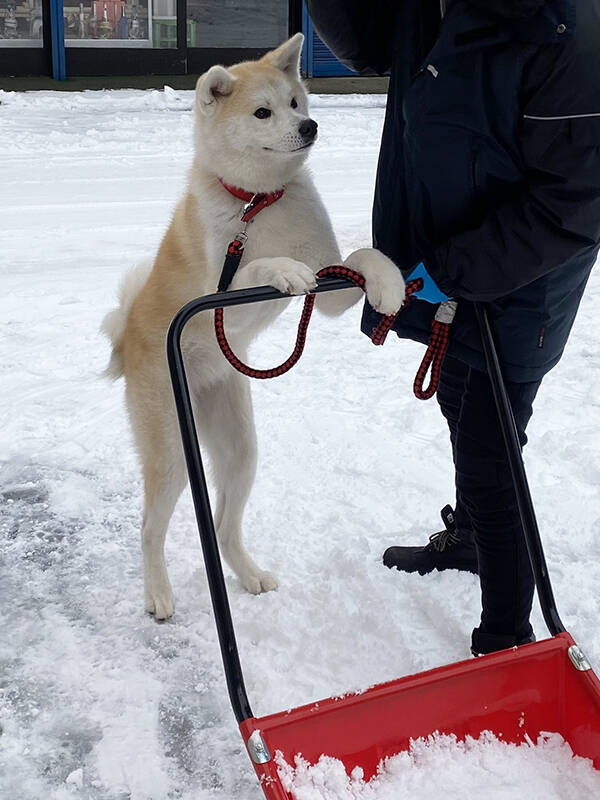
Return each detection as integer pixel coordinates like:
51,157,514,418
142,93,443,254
166,277,355,723
166,286,565,724
474,303,565,637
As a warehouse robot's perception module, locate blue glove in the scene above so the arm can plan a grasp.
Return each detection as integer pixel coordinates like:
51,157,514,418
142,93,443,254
406,262,450,304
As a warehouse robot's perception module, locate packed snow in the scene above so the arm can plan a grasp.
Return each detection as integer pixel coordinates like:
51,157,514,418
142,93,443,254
1,88,599,800
276,731,600,799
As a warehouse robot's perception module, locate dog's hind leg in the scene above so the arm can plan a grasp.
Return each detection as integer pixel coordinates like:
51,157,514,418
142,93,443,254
196,371,279,594
136,411,188,620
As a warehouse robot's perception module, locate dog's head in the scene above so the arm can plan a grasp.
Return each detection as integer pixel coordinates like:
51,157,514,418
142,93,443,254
194,34,315,192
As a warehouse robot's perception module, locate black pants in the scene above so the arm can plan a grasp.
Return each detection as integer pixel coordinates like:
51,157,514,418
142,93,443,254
437,357,542,640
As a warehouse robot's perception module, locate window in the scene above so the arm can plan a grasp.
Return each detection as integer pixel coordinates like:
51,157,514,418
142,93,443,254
0,0,43,46
64,0,158,46
187,0,287,48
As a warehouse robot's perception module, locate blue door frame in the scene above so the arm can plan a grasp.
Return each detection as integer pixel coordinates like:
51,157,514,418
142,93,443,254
49,0,66,80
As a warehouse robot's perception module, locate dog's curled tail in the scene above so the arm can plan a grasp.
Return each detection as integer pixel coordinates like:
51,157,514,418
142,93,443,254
101,261,153,379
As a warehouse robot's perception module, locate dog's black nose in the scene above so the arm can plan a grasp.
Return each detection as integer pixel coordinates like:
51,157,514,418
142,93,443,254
299,118,318,141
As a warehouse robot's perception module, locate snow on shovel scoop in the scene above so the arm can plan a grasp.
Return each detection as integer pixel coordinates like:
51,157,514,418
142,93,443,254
166,279,600,799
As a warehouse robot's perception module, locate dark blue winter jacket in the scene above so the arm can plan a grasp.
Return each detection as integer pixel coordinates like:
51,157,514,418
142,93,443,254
307,0,600,381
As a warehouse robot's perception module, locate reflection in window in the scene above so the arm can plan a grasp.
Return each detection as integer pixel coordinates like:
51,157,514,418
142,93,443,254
61,0,288,48
151,0,195,48
64,0,151,43
0,0,43,43
187,0,287,48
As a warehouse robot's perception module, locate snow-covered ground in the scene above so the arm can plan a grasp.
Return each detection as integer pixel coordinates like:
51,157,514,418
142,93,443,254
0,88,599,800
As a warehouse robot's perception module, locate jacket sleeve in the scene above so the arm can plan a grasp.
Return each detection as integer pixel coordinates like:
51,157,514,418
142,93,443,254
430,34,600,302
305,0,399,75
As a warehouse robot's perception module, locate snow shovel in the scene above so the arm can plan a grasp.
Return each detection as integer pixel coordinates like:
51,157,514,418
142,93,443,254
166,279,600,800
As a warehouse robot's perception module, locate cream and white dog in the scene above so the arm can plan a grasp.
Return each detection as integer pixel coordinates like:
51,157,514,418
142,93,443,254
102,33,405,619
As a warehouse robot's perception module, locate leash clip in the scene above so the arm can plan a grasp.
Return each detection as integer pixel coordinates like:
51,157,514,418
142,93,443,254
241,194,259,221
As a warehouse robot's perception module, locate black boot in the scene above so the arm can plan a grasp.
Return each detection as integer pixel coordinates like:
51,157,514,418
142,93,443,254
471,626,536,656
383,505,478,575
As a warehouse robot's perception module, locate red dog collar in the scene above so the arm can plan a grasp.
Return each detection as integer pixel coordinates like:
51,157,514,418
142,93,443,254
218,178,285,223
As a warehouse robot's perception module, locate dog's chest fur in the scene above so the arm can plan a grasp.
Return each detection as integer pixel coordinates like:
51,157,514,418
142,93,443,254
195,170,341,287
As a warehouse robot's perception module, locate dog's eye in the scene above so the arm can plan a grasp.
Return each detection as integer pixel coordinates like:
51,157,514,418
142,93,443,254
254,107,271,119
290,98,298,109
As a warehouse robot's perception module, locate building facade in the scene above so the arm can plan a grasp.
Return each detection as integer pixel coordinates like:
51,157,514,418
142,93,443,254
0,0,347,79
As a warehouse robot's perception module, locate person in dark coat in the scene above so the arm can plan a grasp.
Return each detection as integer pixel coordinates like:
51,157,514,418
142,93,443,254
306,0,600,655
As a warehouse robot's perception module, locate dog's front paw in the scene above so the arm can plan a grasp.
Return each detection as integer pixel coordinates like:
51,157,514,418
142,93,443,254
244,257,317,295
344,248,405,316
241,570,279,595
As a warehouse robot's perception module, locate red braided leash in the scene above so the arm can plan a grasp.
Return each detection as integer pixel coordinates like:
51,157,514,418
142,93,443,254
214,266,455,398
213,267,357,381
412,301,458,400
214,290,316,381
413,319,451,400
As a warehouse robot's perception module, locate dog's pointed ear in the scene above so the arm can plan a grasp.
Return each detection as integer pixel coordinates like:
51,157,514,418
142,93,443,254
196,65,237,115
264,33,304,79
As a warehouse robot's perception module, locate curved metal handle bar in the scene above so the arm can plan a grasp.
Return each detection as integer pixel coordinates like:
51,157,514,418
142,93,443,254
474,303,565,637
166,286,565,724
166,277,357,723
